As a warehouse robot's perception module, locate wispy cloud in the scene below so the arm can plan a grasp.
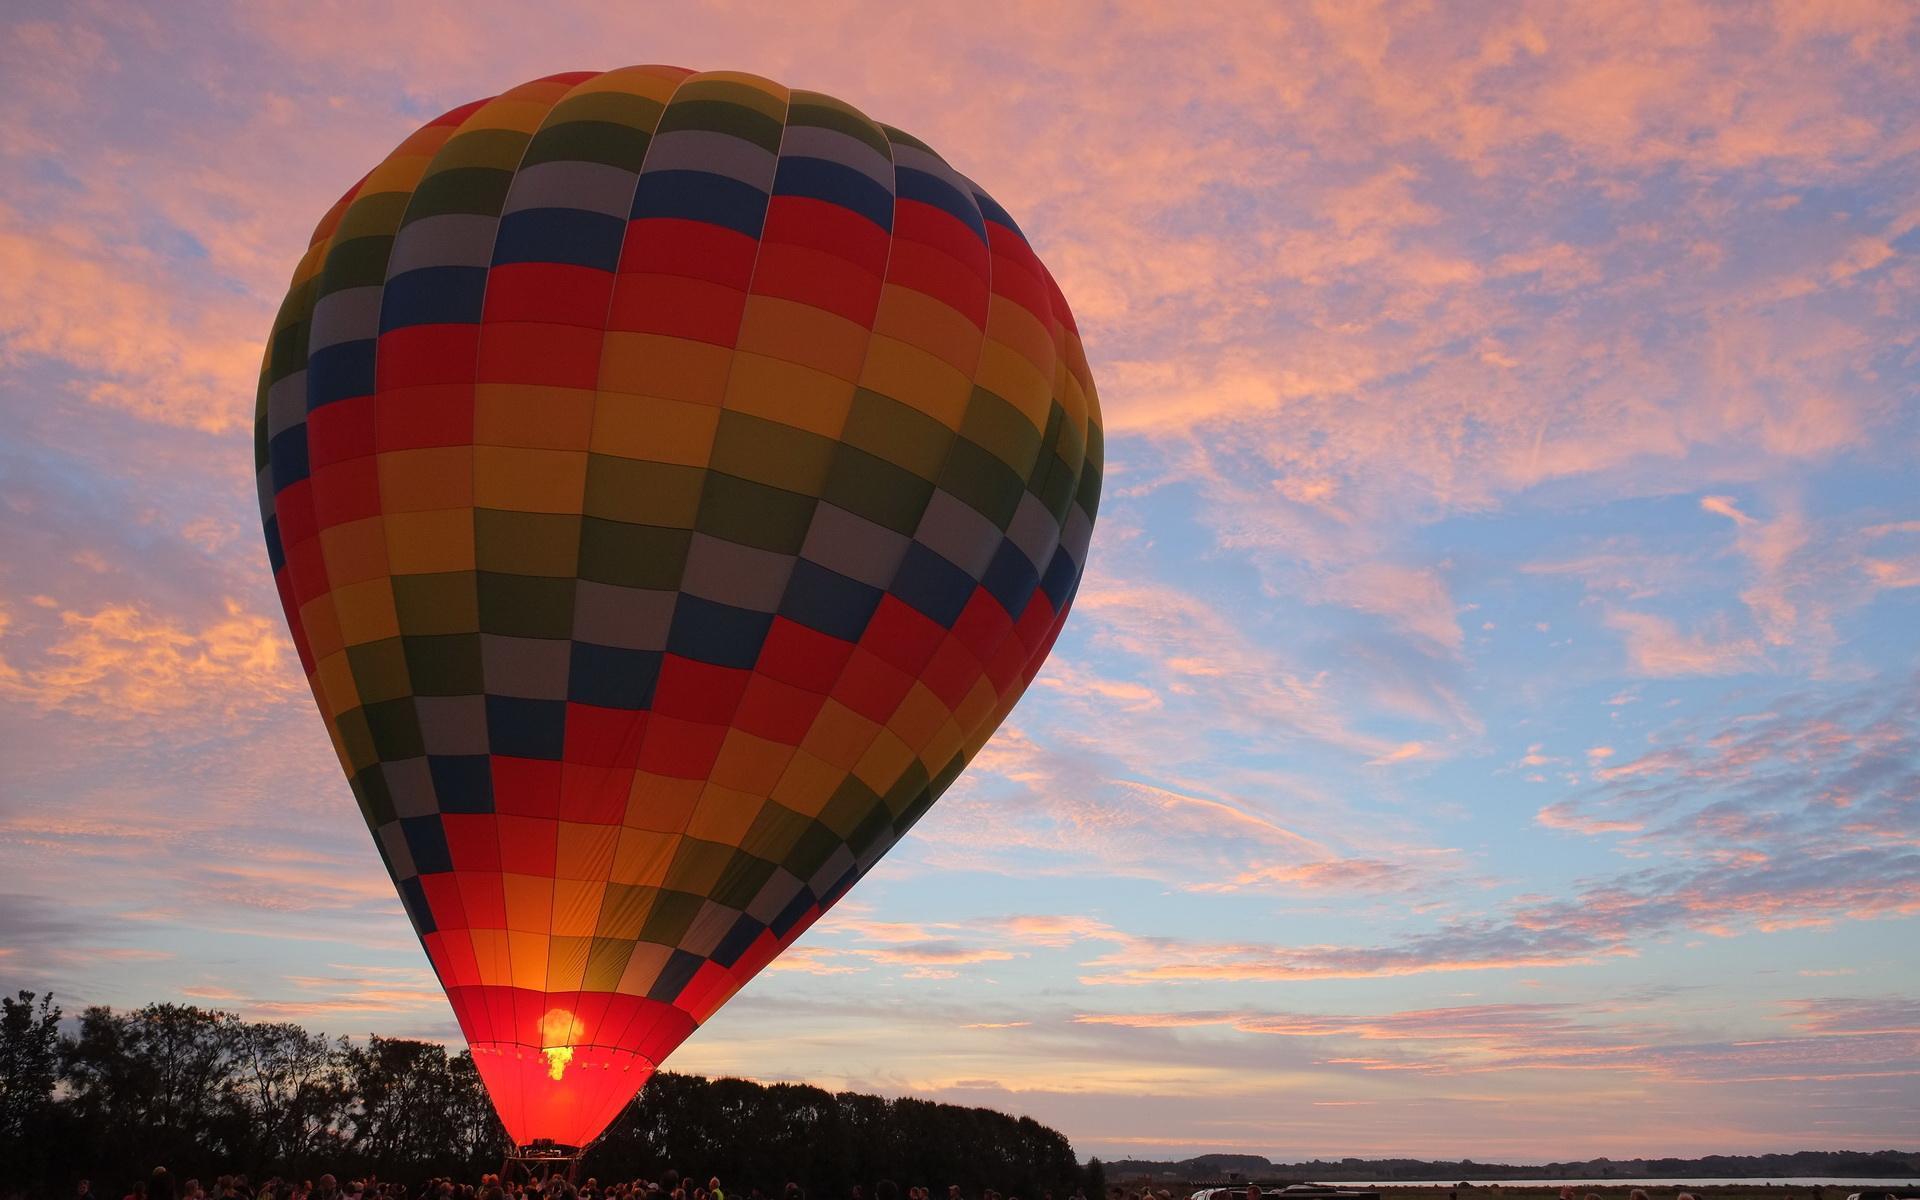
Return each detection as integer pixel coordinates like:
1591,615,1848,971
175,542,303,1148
1603,610,1764,678
1535,804,1644,837
0,598,297,718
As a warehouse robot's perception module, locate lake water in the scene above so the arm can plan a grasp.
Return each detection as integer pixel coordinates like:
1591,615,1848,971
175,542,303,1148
1339,1183,1918,1190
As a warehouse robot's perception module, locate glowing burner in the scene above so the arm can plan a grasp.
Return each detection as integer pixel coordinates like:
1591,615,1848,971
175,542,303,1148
539,1008,584,1080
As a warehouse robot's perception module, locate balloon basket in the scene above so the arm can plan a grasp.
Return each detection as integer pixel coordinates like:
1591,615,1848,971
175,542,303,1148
502,1139,585,1186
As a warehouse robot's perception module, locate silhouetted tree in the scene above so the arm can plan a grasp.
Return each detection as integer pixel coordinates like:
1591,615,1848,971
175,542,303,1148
0,990,61,1142
1083,1157,1106,1199
343,1036,501,1178
219,1019,353,1175
584,1073,1078,1199
63,1003,244,1173
0,995,1085,1199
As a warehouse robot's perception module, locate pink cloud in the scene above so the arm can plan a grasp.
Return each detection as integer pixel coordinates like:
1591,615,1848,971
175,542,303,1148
764,946,866,976
1073,993,1920,1094
0,203,266,434
925,732,1451,901
852,944,1017,967
0,598,298,719
1518,543,1697,601
988,914,1120,948
806,915,1021,971
1535,803,1644,836
1325,563,1465,653
1779,996,1920,1037
1044,679,1920,988
1074,925,1622,985
1068,580,1402,759
1213,858,1409,892
1603,609,1763,677
1865,556,1920,589
1700,495,1757,526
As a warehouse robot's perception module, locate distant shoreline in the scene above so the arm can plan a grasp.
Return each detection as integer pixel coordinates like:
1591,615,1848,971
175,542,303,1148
1105,1182,1920,1190
1098,1155,1920,1187
1360,1182,1920,1190
1115,1182,1920,1191
1105,1179,1920,1189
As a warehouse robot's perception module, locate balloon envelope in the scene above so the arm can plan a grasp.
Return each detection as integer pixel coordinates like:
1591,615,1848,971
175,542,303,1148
255,66,1100,1149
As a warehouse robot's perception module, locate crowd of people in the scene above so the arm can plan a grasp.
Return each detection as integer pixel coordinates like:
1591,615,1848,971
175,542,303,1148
76,1167,1082,1200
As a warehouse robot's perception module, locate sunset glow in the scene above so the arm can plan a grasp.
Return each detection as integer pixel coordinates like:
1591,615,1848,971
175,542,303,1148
2,0,1916,1159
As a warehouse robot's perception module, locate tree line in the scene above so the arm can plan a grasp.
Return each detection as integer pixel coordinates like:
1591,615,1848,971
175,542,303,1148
0,992,1086,1199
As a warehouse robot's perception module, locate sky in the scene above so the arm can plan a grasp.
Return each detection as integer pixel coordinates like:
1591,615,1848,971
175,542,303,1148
2,0,1918,1163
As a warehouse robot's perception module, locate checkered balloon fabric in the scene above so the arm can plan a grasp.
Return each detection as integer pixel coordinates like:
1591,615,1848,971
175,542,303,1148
254,67,1100,1147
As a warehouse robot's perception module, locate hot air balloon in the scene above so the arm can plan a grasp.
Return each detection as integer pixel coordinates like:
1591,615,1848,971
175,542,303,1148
253,66,1100,1160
